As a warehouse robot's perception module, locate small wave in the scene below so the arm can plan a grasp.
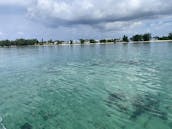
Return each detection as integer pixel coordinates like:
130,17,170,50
0,116,7,129
0,117,2,123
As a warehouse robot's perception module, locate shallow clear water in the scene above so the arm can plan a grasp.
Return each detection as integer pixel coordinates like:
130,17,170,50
0,42,172,129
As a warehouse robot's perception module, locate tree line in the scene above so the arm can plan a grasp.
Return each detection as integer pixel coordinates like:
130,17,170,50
130,33,152,41
0,33,172,47
0,39,39,47
154,33,172,40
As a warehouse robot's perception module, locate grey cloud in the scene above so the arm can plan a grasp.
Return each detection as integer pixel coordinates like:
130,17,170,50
27,0,172,29
0,1,33,6
0,0,172,40
0,5,26,15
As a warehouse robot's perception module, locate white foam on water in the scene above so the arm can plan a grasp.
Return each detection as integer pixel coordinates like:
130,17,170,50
0,117,2,123
0,116,7,129
1,124,7,129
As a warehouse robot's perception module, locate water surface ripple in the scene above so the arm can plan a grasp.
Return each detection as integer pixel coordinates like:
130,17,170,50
0,43,172,129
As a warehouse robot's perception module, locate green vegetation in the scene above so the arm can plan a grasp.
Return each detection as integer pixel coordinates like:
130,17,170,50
157,37,169,40
131,34,143,41
143,33,152,41
48,39,53,43
100,39,116,43
131,33,151,41
157,33,172,40
89,39,97,43
54,40,63,44
80,39,85,44
168,33,172,40
106,39,115,43
100,39,107,43
70,40,73,44
122,35,129,42
0,32,172,47
0,39,38,47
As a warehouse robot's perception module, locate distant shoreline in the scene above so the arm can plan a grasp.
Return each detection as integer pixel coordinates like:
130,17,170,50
36,40,172,46
130,40,172,43
36,40,172,45
0,40,172,48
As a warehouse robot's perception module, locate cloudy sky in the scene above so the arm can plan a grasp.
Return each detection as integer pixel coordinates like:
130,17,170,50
0,0,172,40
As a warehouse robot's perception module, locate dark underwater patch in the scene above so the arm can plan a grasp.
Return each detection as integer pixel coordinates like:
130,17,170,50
20,123,32,129
168,122,172,128
106,92,168,122
131,94,168,121
116,60,144,66
108,92,124,101
105,91,130,115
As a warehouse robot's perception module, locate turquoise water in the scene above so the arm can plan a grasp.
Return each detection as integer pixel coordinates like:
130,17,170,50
0,42,172,129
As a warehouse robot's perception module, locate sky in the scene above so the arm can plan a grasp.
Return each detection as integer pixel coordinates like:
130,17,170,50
0,0,172,40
